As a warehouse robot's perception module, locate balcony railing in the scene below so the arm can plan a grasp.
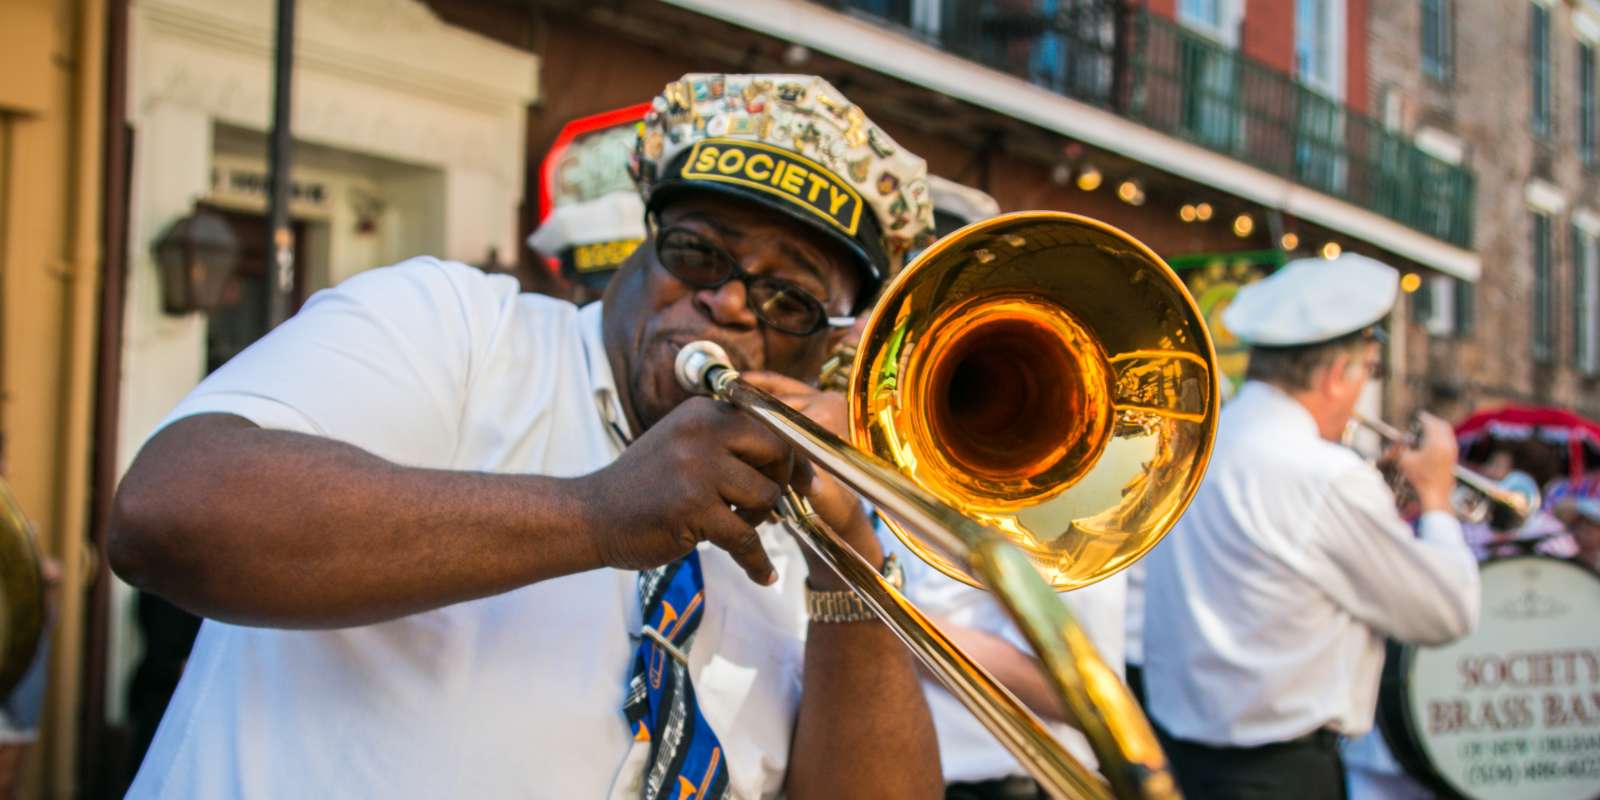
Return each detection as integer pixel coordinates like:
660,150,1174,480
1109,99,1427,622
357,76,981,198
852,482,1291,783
812,0,1476,248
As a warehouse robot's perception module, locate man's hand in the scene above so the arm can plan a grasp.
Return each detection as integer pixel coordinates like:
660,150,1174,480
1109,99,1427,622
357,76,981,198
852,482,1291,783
739,371,884,591
578,396,807,586
1396,412,1459,513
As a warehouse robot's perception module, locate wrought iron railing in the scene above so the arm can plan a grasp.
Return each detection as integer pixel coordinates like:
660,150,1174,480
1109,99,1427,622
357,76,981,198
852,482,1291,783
812,0,1476,248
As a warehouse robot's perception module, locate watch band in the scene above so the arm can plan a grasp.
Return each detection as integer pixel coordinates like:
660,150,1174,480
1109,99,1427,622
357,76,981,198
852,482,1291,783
806,588,878,623
805,553,903,623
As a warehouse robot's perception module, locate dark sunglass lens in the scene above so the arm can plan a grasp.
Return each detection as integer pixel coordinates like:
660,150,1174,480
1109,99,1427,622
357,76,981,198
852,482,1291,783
657,230,730,286
749,280,823,334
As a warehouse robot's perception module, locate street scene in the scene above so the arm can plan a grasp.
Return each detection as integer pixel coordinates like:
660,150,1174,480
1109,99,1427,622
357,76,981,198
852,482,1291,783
1,0,1598,798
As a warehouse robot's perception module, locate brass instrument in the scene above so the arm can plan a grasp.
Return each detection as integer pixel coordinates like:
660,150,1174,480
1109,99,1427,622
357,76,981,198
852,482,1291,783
1352,413,1537,528
0,478,45,699
676,212,1219,799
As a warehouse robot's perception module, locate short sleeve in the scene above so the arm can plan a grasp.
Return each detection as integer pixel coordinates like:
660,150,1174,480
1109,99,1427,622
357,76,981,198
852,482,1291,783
162,257,522,469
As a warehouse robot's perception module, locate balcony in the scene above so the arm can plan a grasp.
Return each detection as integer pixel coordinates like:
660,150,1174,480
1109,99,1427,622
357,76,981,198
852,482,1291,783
813,0,1475,249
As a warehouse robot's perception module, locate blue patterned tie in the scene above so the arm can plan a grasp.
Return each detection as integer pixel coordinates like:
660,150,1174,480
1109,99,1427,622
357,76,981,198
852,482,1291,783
623,551,730,800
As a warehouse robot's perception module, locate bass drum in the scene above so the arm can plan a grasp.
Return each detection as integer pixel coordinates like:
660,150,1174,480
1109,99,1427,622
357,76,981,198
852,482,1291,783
0,478,43,700
1378,555,1600,800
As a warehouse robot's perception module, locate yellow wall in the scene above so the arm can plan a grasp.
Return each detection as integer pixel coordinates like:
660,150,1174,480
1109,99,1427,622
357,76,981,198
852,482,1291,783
0,0,105,795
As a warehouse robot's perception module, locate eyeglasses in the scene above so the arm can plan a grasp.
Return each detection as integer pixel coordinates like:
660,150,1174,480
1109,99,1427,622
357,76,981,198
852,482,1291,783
649,220,854,337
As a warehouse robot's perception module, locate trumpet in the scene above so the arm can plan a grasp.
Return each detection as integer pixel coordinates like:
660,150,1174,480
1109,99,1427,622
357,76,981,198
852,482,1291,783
676,212,1219,799
1351,413,1537,528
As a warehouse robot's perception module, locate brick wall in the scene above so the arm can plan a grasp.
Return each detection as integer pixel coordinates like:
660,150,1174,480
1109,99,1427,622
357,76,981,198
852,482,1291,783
1243,0,1294,72
1368,0,1600,420
1346,0,1370,112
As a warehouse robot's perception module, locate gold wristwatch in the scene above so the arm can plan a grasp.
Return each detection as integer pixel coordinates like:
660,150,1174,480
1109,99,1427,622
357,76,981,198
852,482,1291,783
805,553,904,623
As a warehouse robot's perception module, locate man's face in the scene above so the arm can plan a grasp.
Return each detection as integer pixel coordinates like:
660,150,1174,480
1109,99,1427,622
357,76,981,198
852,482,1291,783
603,191,862,432
1325,340,1381,427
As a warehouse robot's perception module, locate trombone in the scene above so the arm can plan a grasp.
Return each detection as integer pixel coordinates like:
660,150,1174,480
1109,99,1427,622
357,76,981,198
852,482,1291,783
1351,413,1537,528
676,212,1219,799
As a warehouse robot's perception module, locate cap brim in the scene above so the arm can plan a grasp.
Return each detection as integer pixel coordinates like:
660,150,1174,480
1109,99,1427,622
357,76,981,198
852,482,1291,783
647,178,884,310
568,268,618,291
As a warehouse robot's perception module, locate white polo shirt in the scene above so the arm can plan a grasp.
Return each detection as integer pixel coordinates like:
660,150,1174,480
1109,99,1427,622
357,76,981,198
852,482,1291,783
881,527,1127,783
127,258,811,799
1141,381,1479,748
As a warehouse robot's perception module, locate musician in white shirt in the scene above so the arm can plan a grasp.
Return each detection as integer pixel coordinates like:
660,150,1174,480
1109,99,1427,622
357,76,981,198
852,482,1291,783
1140,254,1480,800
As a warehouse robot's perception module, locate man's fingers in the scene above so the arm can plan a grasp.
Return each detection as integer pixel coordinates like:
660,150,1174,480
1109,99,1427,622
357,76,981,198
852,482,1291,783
705,505,778,586
719,415,798,487
712,401,788,457
739,370,817,397
792,458,817,494
719,459,783,524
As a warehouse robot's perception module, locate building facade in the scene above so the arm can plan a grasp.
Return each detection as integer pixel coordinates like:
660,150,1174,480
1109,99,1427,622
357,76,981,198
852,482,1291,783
1370,0,1600,422
0,0,106,795
64,0,1600,793
86,0,538,792
513,0,1476,411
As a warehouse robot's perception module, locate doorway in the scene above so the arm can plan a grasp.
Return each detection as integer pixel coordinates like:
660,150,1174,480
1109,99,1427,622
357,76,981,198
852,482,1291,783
202,206,309,374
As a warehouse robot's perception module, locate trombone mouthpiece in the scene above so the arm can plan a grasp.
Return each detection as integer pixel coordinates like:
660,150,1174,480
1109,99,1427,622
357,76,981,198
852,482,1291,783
674,340,733,394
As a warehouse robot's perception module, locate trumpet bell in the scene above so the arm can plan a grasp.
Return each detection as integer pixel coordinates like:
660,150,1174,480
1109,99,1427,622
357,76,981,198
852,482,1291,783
850,212,1219,590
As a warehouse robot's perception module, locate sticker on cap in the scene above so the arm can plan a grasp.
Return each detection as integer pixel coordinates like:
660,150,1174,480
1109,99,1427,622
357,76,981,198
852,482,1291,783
681,138,863,236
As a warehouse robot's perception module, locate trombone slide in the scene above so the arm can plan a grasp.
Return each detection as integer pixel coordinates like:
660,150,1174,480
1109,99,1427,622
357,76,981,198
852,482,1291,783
677,341,1178,800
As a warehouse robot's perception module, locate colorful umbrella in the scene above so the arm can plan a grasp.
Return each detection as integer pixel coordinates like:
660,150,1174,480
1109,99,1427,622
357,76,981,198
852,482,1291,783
1455,405,1600,484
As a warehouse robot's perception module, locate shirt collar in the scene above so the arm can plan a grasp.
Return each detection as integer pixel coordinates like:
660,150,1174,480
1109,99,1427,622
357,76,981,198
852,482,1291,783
1233,380,1320,439
578,301,633,444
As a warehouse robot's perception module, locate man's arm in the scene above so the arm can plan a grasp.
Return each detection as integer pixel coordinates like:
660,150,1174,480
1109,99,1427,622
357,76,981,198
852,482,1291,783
1316,416,1480,645
110,398,794,629
109,414,597,628
785,504,942,800
933,624,1067,722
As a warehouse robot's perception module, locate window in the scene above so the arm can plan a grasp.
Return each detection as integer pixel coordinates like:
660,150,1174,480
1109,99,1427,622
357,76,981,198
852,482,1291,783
1295,0,1346,98
1582,43,1597,167
1454,278,1476,336
1418,276,1454,337
1294,0,1348,190
1532,3,1552,137
1577,223,1600,374
1025,0,1117,102
1178,0,1243,151
848,0,913,26
1415,276,1474,338
1533,212,1554,361
1180,0,1236,36
1421,0,1453,82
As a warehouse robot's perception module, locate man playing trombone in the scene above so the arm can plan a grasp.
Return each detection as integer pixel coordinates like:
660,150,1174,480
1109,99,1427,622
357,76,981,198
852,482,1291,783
109,74,942,799
1140,254,1481,800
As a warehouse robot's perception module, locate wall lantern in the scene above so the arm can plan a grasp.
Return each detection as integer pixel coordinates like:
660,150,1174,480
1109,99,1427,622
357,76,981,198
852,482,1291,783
154,209,240,315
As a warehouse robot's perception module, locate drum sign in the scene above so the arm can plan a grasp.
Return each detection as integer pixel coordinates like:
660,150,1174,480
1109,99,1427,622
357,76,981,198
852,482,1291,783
1380,555,1600,800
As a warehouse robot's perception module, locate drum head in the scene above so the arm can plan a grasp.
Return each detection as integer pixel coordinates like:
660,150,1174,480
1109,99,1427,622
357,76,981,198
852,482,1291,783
0,480,43,700
1381,555,1600,800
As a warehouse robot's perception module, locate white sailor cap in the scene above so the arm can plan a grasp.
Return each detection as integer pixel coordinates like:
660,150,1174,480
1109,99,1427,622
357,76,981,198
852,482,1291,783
1221,253,1399,347
527,190,646,255
527,191,646,289
928,175,1000,233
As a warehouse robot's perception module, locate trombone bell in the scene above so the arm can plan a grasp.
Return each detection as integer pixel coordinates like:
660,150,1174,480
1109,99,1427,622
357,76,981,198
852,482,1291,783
851,212,1218,590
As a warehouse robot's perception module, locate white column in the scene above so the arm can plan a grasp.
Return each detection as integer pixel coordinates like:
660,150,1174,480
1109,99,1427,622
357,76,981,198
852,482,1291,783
108,100,211,723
